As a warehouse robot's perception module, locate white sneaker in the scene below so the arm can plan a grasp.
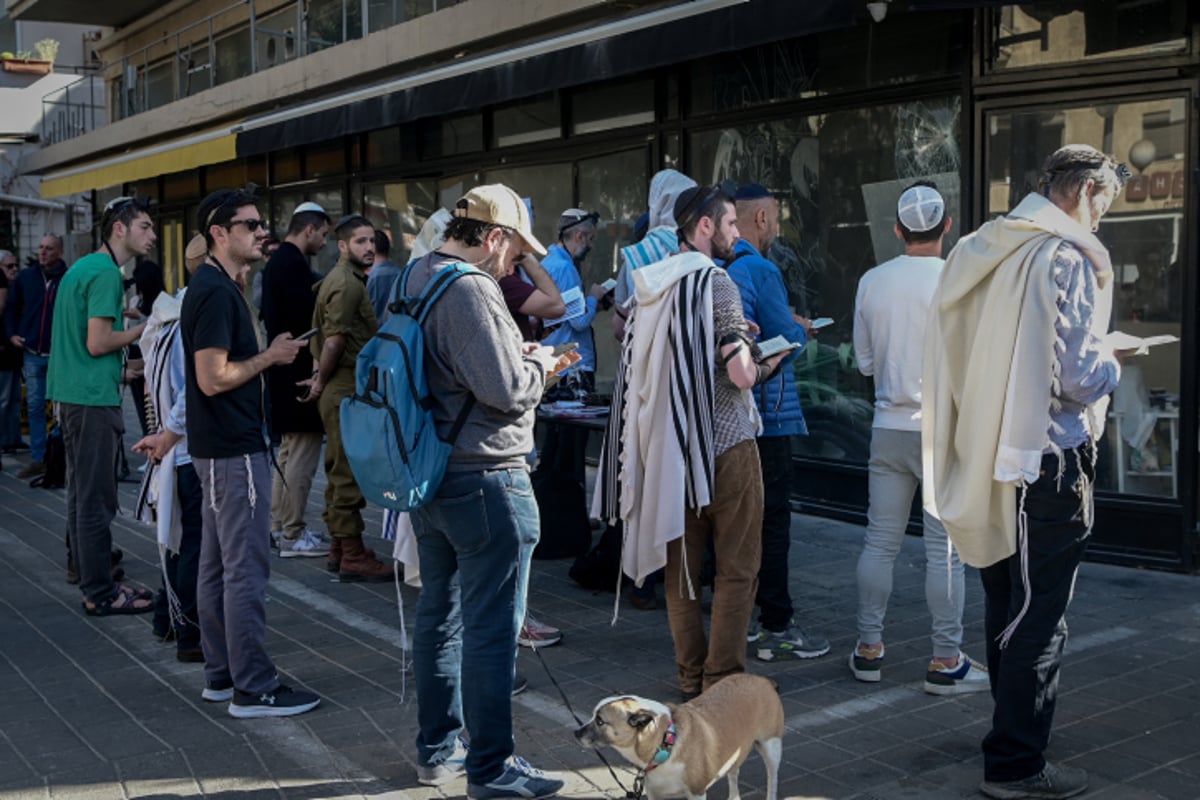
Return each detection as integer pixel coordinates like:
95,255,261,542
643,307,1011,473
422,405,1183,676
270,530,283,549
924,651,990,695
279,529,331,558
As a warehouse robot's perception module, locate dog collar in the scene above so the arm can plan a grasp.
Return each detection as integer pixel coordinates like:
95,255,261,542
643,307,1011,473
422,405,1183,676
643,721,676,772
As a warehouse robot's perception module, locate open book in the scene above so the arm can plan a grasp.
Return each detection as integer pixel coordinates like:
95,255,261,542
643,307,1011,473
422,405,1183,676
757,334,803,359
545,286,585,326
1105,331,1180,357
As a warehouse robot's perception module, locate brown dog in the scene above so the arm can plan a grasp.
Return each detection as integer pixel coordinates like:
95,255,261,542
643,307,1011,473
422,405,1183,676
574,673,784,800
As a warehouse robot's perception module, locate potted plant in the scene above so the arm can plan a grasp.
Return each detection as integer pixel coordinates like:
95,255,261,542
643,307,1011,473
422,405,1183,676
1,39,57,75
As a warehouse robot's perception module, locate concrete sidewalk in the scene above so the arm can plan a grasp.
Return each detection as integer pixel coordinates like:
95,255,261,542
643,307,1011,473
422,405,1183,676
1,434,1198,800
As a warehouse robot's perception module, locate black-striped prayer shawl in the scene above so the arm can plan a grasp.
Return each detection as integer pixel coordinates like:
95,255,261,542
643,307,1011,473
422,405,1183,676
596,265,716,558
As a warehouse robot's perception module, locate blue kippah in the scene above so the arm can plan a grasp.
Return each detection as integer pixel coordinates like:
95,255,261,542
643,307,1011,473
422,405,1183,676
734,183,772,201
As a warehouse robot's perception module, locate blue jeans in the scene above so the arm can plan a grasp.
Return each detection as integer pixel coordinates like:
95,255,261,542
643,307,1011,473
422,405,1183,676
412,468,539,785
23,353,48,462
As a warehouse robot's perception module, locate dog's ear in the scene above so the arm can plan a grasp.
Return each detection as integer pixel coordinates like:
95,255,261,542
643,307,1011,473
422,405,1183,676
627,711,655,730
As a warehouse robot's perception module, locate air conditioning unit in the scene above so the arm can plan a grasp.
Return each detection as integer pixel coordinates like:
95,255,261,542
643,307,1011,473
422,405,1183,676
261,26,297,68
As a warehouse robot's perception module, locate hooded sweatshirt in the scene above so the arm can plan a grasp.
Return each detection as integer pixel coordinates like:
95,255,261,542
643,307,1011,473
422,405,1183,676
613,169,697,305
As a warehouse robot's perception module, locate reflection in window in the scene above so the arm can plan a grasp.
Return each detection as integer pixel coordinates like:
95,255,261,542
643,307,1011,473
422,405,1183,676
571,79,655,135
362,180,439,264
689,14,965,115
308,0,363,51
989,1,1188,71
144,61,173,111
986,97,1186,498
690,96,963,464
214,28,252,86
578,150,649,391
421,113,483,158
492,94,560,148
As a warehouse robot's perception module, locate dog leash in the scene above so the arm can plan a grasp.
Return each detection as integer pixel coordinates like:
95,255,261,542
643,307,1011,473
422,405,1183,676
527,641,645,799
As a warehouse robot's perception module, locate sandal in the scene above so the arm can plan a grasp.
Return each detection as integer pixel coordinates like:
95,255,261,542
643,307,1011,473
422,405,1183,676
83,584,154,616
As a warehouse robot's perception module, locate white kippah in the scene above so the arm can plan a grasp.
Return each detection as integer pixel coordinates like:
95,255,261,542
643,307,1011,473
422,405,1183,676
897,185,945,233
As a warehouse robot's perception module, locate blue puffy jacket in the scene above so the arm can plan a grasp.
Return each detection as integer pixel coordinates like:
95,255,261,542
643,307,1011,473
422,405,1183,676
725,239,807,438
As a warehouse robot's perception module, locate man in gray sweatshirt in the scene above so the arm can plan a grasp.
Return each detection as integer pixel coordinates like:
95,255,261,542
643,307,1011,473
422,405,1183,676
406,185,569,800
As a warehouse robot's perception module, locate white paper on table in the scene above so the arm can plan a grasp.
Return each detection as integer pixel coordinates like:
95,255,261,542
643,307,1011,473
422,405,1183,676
1105,331,1180,357
545,286,585,326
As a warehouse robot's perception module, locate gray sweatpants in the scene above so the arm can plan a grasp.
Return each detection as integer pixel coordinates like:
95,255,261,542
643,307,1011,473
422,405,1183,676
194,452,277,695
60,403,123,605
856,427,965,658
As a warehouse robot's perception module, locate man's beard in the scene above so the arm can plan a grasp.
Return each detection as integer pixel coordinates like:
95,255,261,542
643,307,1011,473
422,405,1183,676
476,250,508,280
712,233,737,263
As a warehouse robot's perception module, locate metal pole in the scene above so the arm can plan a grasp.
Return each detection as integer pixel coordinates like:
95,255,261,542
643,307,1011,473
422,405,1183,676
208,19,215,88
249,0,258,75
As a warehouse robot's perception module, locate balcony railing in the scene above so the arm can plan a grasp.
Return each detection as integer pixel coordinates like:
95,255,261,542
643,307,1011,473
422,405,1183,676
40,0,463,145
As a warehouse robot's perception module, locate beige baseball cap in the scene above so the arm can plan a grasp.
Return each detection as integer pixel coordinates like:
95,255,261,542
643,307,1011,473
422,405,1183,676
453,184,546,256
185,233,208,261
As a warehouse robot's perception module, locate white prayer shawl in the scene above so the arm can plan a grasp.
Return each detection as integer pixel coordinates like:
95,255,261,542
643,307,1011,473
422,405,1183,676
133,289,187,627
922,193,1113,570
592,252,717,590
134,290,186,556
381,509,422,588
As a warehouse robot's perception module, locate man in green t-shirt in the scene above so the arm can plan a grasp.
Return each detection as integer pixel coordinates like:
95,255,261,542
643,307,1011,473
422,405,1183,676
48,197,156,616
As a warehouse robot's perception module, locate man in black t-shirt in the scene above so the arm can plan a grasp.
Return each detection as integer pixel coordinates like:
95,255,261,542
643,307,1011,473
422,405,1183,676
180,188,319,719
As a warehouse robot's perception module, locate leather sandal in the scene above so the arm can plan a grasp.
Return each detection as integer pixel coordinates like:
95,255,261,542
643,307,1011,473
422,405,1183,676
82,584,154,616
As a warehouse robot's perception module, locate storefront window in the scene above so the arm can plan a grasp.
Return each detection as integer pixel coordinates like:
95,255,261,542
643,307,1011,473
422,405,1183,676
987,97,1187,499
689,14,965,115
690,96,963,464
492,94,560,149
571,79,655,136
988,1,1188,72
578,149,649,391
361,179,439,263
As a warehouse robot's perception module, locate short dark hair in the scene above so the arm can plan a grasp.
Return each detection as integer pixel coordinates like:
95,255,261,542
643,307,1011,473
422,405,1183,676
197,189,258,248
674,184,734,241
288,210,330,237
334,214,373,243
101,197,151,242
897,180,945,245
372,230,391,257
443,217,511,248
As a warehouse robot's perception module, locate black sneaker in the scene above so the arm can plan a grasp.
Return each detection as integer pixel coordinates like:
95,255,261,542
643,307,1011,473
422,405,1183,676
980,762,1088,799
228,684,320,719
202,678,234,703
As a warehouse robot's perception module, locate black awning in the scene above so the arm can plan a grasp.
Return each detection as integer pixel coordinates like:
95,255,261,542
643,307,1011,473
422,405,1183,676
236,0,854,157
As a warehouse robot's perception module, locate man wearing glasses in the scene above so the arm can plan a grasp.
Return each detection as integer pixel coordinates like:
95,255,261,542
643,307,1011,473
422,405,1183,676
176,189,318,717
4,233,68,478
47,199,153,615
0,251,23,455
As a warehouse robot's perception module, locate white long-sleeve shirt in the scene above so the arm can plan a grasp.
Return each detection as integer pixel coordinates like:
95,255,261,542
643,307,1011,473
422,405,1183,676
853,255,944,431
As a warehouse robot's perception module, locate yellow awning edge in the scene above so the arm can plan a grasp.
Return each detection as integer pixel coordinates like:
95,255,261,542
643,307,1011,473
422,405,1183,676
40,132,239,199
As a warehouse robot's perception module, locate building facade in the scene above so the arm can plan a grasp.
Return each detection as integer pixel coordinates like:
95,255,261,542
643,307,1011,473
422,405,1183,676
12,0,1198,570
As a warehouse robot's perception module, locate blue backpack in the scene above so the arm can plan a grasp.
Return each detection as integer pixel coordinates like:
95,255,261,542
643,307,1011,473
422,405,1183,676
340,260,479,512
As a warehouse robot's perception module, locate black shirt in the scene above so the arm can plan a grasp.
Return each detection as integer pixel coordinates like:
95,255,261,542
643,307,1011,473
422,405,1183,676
260,241,323,435
181,262,268,458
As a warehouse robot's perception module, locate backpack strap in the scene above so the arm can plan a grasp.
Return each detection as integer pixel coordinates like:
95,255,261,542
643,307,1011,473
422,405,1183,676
402,260,485,445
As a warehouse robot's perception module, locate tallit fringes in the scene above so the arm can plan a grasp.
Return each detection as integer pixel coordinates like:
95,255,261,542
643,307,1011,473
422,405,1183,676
997,480,1033,651
245,453,257,515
